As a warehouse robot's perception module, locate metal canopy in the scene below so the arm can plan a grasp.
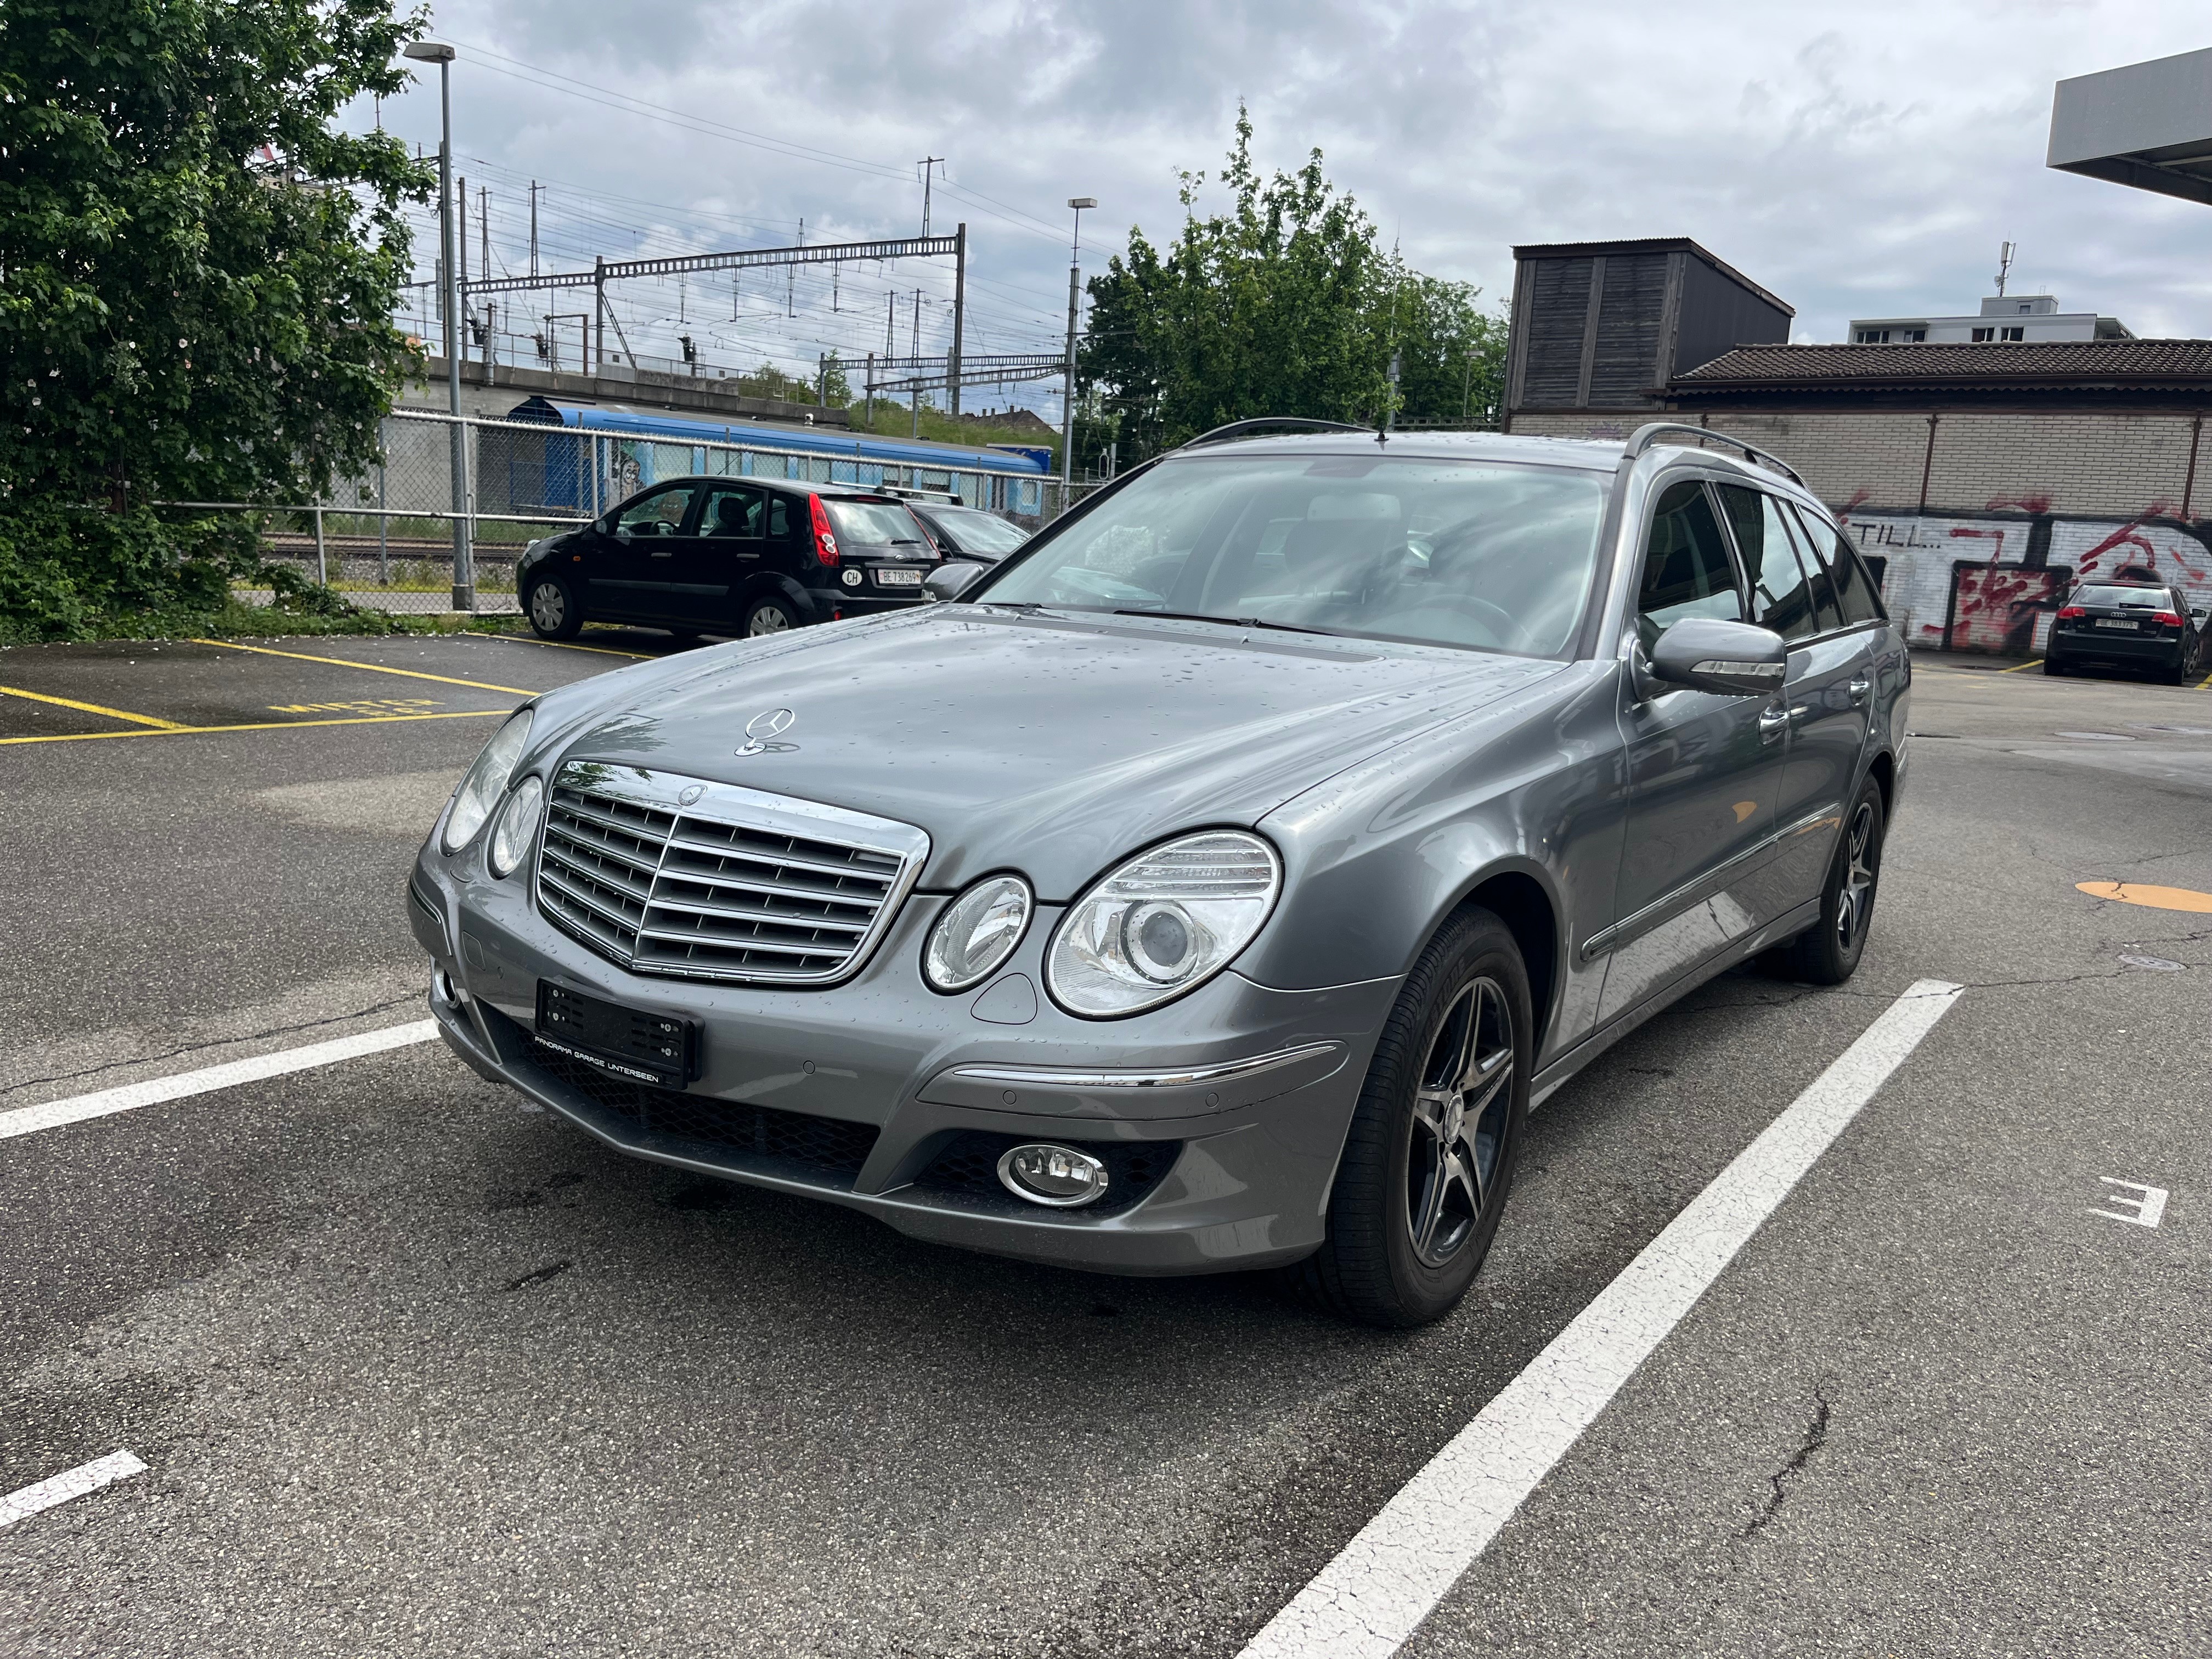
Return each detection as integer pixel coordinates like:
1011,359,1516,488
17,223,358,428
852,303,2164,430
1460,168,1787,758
2049,47,2212,207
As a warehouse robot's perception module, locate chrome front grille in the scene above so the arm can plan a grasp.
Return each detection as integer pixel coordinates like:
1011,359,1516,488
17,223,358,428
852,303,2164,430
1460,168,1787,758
535,763,930,985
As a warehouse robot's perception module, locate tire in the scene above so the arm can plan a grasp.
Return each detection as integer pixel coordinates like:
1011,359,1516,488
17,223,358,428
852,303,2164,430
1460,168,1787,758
741,594,802,637
1291,906,1531,1328
1768,776,1885,986
526,574,583,640
2041,657,2064,676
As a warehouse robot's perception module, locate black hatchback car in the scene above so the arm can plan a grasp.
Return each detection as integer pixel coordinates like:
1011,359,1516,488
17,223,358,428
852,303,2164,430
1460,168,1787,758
518,477,939,641
2045,582,2209,682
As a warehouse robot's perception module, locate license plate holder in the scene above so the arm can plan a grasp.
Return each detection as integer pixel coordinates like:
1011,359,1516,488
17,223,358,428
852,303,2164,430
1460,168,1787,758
535,981,698,1086
2095,618,2137,630
874,567,923,588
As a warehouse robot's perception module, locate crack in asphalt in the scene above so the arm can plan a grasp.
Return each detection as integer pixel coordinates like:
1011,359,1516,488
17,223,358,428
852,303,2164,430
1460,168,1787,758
1741,1387,1831,1539
498,1261,572,1294
0,992,425,1099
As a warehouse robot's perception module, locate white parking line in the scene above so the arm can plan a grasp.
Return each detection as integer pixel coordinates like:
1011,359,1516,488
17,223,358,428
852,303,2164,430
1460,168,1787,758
0,1021,439,1142
1238,977,1966,1659
0,1451,148,1530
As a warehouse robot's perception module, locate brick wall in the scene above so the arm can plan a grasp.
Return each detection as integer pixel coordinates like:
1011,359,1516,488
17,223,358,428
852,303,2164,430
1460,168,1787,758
1509,404,2211,518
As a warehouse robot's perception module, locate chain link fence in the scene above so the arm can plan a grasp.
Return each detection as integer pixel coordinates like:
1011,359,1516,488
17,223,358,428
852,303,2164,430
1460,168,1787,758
187,409,1087,616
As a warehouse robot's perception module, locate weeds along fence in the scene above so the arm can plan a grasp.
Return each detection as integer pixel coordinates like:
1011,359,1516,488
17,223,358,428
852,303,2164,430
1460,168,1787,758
172,407,1085,616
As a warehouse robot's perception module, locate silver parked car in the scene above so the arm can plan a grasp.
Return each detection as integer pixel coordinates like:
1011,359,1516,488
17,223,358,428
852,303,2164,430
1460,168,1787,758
411,420,1908,1326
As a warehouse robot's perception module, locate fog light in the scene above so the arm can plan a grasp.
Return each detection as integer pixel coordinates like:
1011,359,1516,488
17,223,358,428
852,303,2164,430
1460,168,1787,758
997,1143,1110,1208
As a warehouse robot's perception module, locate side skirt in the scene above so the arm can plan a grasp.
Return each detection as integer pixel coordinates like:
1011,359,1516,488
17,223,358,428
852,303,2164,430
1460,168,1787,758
1530,896,1823,1109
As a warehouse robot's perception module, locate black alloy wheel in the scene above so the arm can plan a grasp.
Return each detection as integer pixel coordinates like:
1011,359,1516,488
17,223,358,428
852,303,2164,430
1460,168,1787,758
1292,906,1531,1328
742,595,800,637
1769,775,1885,986
1406,977,1517,1268
526,574,582,640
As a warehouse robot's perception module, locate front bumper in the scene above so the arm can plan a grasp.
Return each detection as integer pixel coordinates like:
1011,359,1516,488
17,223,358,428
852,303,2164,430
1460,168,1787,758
410,845,1398,1276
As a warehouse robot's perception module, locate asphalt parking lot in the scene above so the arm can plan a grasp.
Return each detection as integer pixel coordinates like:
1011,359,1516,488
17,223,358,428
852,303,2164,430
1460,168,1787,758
1,632,2205,1657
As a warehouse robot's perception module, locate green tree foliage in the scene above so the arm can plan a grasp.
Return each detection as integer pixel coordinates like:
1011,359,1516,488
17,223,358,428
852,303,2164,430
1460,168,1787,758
0,0,431,636
1077,111,1506,467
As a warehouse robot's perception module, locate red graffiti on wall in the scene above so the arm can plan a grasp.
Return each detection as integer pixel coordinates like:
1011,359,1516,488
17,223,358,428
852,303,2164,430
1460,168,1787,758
1947,563,2065,654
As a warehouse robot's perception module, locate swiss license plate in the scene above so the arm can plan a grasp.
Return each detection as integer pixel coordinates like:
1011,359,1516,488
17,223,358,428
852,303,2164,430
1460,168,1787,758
874,567,923,587
2095,618,2137,630
535,981,697,1086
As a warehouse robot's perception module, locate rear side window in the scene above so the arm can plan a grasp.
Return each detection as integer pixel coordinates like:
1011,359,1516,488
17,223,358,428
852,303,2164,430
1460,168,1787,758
1790,506,1884,625
1637,481,1742,649
825,499,929,549
1718,484,1819,641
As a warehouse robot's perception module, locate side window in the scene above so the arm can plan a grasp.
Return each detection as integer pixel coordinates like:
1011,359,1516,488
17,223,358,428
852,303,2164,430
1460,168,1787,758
699,484,765,540
767,495,792,539
1790,505,1883,625
616,484,698,537
1637,481,1743,650
1717,484,1818,641
1779,505,1843,631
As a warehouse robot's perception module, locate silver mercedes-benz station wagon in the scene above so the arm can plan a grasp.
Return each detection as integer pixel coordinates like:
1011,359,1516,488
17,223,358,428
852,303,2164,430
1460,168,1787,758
411,419,1907,1326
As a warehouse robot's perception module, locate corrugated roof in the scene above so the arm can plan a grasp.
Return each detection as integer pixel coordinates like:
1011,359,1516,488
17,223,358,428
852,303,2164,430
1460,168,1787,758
1671,338,2212,392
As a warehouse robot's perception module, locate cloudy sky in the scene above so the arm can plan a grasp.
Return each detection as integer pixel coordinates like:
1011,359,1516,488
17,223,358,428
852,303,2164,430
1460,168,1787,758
360,1,2212,410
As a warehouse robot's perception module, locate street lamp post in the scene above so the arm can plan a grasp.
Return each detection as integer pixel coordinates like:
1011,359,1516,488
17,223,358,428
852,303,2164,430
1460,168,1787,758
404,39,472,613
1062,197,1096,496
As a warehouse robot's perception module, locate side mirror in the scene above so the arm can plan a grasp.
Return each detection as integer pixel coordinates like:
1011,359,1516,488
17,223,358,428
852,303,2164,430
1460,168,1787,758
923,561,986,603
1647,617,1788,697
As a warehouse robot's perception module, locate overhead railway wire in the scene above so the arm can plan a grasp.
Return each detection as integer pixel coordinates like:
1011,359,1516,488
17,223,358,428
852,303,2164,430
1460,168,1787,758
441,43,1074,246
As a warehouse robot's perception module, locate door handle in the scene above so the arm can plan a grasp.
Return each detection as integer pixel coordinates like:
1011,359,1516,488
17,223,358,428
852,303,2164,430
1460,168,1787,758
1848,676,1871,704
1758,705,1791,743
650,549,674,559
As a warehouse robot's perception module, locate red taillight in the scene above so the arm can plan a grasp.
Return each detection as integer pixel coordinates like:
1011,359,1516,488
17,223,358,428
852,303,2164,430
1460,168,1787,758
2154,611,2183,628
2057,605,2085,620
807,494,840,567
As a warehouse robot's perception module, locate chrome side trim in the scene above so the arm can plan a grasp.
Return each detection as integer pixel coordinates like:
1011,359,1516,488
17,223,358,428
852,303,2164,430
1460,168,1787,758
1580,802,1842,962
947,1041,1342,1091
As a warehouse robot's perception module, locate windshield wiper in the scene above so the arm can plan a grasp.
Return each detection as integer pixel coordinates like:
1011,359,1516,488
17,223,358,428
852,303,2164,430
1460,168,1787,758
1112,608,1335,637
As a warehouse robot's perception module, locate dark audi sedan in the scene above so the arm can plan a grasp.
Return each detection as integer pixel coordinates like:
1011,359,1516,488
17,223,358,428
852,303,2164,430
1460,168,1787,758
517,477,938,642
415,421,1908,1326
2045,582,2207,682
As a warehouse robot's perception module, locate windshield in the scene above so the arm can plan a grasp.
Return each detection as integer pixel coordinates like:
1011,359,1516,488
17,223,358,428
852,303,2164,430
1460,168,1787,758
825,499,929,549
930,506,1028,555
2076,584,2172,608
977,454,1609,656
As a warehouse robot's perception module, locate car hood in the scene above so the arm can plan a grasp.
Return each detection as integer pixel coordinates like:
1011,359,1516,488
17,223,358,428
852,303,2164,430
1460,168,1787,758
549,605,1563,896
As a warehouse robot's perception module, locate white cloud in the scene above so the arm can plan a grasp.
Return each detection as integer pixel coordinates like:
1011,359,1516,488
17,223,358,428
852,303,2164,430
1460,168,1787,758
369,0,2212,404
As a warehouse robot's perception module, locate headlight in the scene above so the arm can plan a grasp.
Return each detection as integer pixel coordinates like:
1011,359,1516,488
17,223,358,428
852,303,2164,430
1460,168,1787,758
487,774,545,877
1046,831,1280,1017
923,874,1032,992
442,709,533,854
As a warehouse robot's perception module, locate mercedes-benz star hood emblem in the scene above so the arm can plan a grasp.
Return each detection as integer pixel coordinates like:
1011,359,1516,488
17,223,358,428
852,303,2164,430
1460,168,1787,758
736,707,797,757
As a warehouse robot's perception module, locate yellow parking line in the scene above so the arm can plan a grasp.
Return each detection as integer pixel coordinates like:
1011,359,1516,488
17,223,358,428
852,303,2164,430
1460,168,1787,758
478,632,656,661
1996,658,2042,674
2195,668,2212,691
0,710,509,747
0,684,190,731
190,639,538,697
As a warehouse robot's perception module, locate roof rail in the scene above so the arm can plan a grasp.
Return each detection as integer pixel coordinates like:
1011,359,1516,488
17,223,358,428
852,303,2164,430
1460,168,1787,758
1179,416,1369,449
1624,422,1805,487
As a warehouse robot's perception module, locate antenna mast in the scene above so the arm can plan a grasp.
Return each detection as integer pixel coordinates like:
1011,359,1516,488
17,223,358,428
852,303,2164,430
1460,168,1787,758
1995,241,2016,298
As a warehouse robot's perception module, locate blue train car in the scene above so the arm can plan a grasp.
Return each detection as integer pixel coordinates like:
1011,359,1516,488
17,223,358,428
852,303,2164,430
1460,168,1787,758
503,397,1052,519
